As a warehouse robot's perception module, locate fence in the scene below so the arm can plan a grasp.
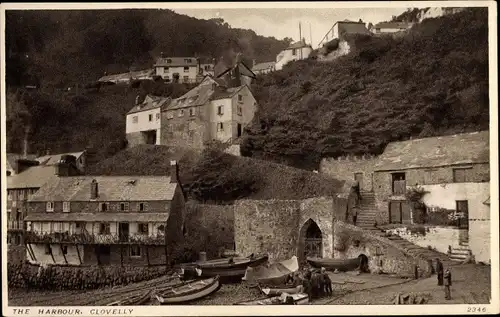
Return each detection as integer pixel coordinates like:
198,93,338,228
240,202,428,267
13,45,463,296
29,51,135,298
24,230,167,245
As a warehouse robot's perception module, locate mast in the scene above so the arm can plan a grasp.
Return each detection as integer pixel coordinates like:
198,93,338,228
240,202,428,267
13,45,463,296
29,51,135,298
310,23,313,48
299,22,302,59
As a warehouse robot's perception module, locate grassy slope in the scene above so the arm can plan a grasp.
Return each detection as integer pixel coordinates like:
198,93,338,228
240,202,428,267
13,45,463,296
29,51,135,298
242,8,489,170
87,145,346,203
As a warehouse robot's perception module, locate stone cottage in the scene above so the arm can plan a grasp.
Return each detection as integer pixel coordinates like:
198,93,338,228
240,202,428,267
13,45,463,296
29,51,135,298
319,131,491,263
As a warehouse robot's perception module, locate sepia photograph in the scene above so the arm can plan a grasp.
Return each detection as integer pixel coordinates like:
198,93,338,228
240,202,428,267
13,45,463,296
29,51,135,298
1,1,498,316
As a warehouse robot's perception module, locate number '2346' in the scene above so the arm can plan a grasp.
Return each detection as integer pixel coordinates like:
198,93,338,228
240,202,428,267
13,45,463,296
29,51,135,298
467,307,486,313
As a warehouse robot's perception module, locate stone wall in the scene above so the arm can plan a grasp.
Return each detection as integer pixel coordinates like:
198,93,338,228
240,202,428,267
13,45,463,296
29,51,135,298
319,155,378,192
161,107,208,149
185,202,235,253
385,226,461,254
8,245,26,264
469,220,490,264
333,221,433,277
126,131,145,147
234,196,349,262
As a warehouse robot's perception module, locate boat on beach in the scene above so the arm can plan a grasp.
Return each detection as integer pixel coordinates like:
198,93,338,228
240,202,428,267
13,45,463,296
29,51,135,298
259,285,302,297
106,290,151,306
306,256,361,271
154,276,221,304
242,256,299,286
234,292,309,305
178,254,269,279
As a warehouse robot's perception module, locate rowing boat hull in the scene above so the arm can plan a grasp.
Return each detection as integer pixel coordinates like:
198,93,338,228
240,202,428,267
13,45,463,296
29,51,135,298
197,255,269,270
242,256,299,286
307,257,360,271
154,277,221,304
260,285,302,297
234,293,309,305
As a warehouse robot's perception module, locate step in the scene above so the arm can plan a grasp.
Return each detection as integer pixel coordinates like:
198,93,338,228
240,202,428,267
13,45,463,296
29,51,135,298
451,248,470,254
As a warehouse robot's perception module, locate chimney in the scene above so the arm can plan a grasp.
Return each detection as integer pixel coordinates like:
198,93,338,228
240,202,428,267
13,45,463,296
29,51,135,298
135,95,141,106
170,160,178,183
23,126,31,158
252,59,256,68
90,179,99,199
15,159,39,174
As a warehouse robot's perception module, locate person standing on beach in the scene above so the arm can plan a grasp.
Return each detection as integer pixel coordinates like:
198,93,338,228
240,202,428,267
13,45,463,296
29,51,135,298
436,258,444,286
444,268,452,300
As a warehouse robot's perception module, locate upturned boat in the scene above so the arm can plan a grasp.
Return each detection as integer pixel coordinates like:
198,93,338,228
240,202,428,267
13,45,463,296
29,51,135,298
242,256,299,286
259,285,302,297
234,293,309,305
306,256,361,271
154,276,221,304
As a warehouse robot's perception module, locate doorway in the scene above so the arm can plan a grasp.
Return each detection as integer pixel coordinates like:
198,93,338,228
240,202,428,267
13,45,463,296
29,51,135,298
118,222,130,242
389,200,411,224
95,245,111,265
237,123,242,137
299,219,323,264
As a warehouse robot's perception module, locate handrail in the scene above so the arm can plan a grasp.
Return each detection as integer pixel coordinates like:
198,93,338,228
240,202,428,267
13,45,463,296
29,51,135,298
24,230,167,245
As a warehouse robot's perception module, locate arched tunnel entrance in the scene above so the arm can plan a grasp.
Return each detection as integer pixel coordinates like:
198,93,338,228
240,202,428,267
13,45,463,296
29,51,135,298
299,219,323,264
358,254,369,273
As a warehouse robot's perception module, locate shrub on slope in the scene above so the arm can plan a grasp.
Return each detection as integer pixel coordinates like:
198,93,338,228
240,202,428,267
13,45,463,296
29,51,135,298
243,8,489,170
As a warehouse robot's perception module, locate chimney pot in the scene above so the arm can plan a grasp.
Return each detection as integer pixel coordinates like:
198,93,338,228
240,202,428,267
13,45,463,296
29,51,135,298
170,160,178,183
90,179,99,199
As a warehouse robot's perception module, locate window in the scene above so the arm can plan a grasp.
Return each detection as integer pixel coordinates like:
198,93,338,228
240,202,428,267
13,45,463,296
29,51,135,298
184,59,192,63
183,76,190,83
99,223,111,235
44,244,51,255
238,94,243,102
292,48,297,55
46,202,54,212
12,200,17,207
7,190,12,201
139,202,148,212
189,108,196,116
138,223,149,234
237,105,242,116
63,202,70,213
391,173,406,194
156,113,160,121
99,203,108,212
167,112,174,119
120,202,130,212
165,67,169,73
453,167,472,183
183,66,189,73
178,109,184,117
7,171,11,176
217,105,224,115
61,246,68,255
217,122,224,132
130,245,141,257
167,59,172,63
204,65,210,70
54,222,63,232
148,114,153,122
132,116,138,123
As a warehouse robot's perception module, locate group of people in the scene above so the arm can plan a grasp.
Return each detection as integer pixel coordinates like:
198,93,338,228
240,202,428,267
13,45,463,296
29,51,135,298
435,258,452,300
285,266,333,301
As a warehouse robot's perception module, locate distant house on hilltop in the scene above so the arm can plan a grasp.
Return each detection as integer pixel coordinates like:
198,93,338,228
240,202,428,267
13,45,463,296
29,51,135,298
154,56,200,84
252,61,277,75
214,53,256,87
318,20,370,47
275,39,313,71
369,21,414,35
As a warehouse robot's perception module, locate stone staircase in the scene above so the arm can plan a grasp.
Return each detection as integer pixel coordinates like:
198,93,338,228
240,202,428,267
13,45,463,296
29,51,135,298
449,241,471,262
356,192,378,229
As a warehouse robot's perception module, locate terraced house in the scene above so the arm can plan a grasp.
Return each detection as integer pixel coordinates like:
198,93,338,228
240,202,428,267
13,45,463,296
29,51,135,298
23,161,186,266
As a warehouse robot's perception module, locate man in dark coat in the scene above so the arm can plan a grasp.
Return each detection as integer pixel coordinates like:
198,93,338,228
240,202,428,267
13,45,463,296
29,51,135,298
320,267,333,296
435,258,444,286
444,268,452,300
310,271,322,299
302,271,313,299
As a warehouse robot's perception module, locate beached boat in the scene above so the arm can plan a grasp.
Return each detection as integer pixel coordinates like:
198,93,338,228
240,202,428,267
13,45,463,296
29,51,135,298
234,293,309,305
180,267,203,280
307,256,361,271
242,256,299,286
106,290,151,306
259,285,302,297
177,254,269,279
154,276,221,304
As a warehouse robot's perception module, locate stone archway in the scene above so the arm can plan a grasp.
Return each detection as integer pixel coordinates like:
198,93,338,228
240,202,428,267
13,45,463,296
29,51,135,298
298,219,323,264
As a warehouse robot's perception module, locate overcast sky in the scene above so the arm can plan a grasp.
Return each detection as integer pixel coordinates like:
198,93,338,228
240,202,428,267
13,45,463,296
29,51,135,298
173,7,410,48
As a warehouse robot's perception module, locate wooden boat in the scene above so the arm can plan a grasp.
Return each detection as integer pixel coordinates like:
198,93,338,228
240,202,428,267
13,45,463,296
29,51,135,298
242,256,299,286
234,293,309,305
307,256,361,271
107,290,151,306
259,285,302,297
177,254,269,279
180,267,202,280
154,276,221,304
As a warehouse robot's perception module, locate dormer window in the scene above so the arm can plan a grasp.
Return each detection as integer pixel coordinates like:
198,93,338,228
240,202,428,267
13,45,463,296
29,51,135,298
46,202,54,212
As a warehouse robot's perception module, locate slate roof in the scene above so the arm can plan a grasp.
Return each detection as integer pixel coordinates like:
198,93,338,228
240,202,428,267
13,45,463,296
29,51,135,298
373,22,413,29
7,165,58,189
29,176,177,202
127,95,172,115
215,62,256,79
36,151,85,166
373,131,490,171
6,153,37,173
98,69,154,83
337,21,370,37
286,40,312,50
154,57,198,67
210,86,245,101
252,61,276,72
25,212,170,222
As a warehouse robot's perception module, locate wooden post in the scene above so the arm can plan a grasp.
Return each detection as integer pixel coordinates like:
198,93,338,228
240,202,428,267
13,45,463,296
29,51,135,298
75,244,83,265
60,244,68,264
120,245,124,267
146,246,150,266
